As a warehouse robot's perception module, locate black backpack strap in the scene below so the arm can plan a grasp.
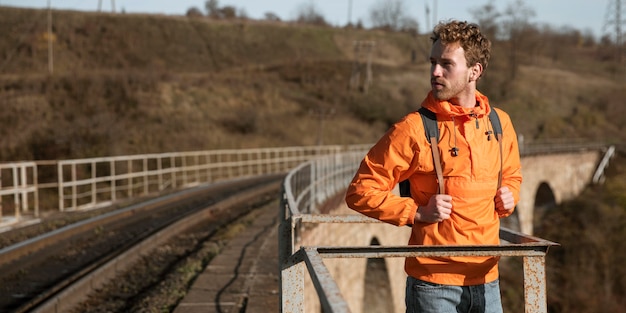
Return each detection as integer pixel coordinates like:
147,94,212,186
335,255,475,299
489,108,504,189
401,108,435,197
398,180,411,197
400,108,444,196
418,107,439,141
418,108,445,194
488,108,502,139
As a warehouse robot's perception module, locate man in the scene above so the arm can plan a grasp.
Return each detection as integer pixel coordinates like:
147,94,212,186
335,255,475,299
345,20,522,313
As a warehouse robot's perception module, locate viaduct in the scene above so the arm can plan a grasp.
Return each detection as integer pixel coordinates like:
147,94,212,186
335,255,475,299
0,142,615,312
284,145,616,313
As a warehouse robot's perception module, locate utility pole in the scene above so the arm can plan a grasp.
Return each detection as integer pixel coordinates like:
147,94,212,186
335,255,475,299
314,108,335,146
425,3,430,33
98,0,116,12
349,41,376,93
432,0,438,29
47,0,53,75
347,0,353,26
603,0,625,63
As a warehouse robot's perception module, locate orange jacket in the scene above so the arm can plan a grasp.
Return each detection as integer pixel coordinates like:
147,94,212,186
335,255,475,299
345,91,522,286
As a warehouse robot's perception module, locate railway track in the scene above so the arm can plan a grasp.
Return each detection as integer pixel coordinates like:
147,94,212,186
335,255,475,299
0,174,283,313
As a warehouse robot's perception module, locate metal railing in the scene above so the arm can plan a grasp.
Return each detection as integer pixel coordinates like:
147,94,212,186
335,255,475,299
279,149,560,313
0,139,610,226
0,162,38,222
518,137,609,156
0,145,371,225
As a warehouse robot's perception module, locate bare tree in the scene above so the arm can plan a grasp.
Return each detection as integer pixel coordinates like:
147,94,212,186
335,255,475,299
469,0,501,40
220,6,237,19
369,0,409,31
205,0,219,17
400,16,419,34
238,8,248,19
295,1,327,26
502,0,536,79
264,12,281,22
204,0,241,19
186,6,204,18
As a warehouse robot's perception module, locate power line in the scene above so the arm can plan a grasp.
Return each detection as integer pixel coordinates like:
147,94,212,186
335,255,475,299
603,0,625,63
48,0,53,75
603,0,625,44
97,0,115,13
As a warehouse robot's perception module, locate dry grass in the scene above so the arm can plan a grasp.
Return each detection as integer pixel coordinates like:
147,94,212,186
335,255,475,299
1,7,624,162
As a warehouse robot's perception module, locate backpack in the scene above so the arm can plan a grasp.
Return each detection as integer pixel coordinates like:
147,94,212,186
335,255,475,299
398,107,503,197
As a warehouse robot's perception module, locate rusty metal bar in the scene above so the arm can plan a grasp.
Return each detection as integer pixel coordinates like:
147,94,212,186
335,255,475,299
293,244,555,313
296,213,558,247
296,213,378,224
280,249,305,313
524,255,547,313
279,184,303,313
312,244,553,259
302,248,352,313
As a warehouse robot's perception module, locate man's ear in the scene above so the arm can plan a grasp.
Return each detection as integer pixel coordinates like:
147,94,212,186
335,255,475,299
470,63,483,81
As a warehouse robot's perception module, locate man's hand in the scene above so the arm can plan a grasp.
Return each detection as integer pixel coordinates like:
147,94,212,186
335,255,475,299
495,186,514,211
414,194,452,223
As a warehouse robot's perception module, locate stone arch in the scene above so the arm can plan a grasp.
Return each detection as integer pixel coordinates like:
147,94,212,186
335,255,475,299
362,237,396,313
533,182,557,234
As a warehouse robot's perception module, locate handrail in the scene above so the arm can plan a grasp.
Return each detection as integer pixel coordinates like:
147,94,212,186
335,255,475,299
279,149,560,313
0,145,371,226
592,145,616,183
0,162,39,225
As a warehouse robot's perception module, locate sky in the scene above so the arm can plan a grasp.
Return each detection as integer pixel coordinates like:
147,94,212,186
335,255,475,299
0,0,615,39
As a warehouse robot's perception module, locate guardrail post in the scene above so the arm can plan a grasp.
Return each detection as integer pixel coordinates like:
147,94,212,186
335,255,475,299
523,255,548,313
33,164,39,217
20,165,28,215
71,163,77,210
171,156,177,188
158,157,163,190
128,159,133,198
279,187,305,313
13,166,20,219
309,162,316,213
110,160,116,202
180,155,189,186
58,162,64,212
143,158,149,195
281,260,305,313
91,161,97,207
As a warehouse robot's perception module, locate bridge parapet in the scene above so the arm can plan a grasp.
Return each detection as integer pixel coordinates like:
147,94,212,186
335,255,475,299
518,138,608,156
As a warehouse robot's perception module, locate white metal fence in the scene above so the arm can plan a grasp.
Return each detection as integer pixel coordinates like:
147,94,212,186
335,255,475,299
0,145,371,224
0,162,39,222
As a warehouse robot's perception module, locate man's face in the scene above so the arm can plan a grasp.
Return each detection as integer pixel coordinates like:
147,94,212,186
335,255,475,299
429,40,473,101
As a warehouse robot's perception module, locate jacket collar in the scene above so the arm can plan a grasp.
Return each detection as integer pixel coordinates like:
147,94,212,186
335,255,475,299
421,90,491,119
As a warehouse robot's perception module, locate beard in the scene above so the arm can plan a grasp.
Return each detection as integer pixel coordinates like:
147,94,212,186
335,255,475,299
431,77,470,101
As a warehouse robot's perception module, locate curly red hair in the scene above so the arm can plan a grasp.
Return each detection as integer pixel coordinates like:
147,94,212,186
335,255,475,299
431,20,491,75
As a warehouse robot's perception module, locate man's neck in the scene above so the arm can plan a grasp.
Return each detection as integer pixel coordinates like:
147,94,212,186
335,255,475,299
449,95,477,108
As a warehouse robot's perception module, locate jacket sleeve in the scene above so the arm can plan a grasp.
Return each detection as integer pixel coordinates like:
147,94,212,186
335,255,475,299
495,108,523,218
345,118,420,226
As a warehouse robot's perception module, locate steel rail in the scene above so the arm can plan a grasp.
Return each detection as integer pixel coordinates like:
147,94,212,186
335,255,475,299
1,175,281,313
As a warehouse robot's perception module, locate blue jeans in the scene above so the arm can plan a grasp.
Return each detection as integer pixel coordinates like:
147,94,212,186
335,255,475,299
405,276,503,313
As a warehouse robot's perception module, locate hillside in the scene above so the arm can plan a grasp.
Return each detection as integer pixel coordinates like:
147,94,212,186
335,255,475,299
1,6,624,164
